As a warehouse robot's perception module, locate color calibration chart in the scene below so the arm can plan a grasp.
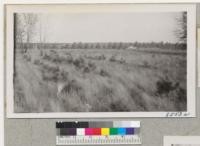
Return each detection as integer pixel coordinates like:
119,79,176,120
56,121,141,145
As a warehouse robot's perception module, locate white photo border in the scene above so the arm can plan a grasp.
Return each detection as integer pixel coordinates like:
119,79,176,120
164,136,200,146
198,28,200,87
0,1,4,146
5,4,197,118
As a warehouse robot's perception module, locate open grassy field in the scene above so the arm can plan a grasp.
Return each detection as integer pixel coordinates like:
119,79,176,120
14,47,187,113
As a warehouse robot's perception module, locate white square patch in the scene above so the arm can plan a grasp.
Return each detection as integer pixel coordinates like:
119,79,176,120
77,128,85,136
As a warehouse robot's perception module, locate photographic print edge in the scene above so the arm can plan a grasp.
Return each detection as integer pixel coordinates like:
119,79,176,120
6,4,196,118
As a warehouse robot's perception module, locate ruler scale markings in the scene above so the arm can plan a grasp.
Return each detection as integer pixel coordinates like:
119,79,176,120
56,136,141,145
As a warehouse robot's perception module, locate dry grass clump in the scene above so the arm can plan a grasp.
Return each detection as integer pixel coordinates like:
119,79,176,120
41,63,60,81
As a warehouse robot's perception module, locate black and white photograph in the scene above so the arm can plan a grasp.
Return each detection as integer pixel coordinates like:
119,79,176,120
6,4,196,118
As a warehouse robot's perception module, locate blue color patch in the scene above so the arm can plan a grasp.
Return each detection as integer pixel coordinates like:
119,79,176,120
126,128,134,135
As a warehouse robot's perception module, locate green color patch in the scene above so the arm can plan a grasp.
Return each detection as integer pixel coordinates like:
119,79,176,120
110,128,118,135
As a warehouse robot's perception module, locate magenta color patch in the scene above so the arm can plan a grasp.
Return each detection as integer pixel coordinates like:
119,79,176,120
85,128,93,135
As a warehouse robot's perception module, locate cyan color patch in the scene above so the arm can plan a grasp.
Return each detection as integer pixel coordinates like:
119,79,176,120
118,128,126,135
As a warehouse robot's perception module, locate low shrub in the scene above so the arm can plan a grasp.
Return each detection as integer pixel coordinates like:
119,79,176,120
119,58,126,64
109,55,126,64
99,69,110,77
73,57,85,68
34,59,41,65
109,55,116,62
58,70,69,81
156,76,178,95
42,70,59,82
42,63,60,74
98,54,106,60
88,61,96,70
23,54,31,62
43,54,51,60
142,60,149,68
83,66,90,73
82,61,97,74
65,55,73,64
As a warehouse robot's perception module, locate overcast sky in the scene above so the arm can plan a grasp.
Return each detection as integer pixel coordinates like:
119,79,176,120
28,12,183,43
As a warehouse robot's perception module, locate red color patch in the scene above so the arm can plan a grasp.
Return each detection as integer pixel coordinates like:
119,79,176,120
93,128,101,135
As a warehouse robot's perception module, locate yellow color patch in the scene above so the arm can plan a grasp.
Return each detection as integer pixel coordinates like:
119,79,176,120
101,128,110,135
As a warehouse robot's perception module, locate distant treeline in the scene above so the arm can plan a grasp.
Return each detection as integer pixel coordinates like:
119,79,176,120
16,42,187,50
